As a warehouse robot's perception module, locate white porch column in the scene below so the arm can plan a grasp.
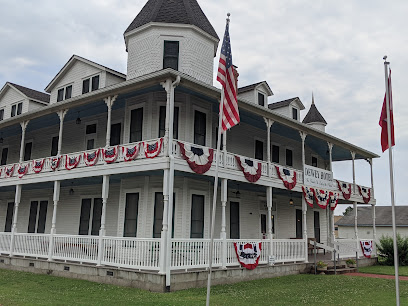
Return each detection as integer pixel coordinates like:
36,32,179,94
221,179,228,269
372,203,377,255
19,121,29,163
264,118,273,176
266,186,273,259
351,151,356,194
97,175,110,266
48,181,60,261
159,169,169,274
222,131,227,166
328,142,335,243
302,197,308,262
57,110,68,155
9,184,22,256
299,131,307,183
104,95,117,147
354,201,359,252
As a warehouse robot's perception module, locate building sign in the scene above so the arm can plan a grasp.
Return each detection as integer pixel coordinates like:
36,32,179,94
303,165,335,190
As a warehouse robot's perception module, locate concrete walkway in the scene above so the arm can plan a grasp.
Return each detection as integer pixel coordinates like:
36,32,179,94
344,272,408,281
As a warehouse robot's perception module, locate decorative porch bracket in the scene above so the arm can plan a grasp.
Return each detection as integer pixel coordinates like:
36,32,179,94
19,120,30,163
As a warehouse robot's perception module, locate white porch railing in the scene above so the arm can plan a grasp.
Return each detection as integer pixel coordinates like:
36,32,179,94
52,235,99,263
0,232,11,255
270,239,306,263
226,239,271,266
13,233,50,258
334,239,364,258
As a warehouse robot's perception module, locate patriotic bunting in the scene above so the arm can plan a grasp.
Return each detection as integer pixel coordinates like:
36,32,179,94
122,144,140,162
18,164,28,178
234,242,262,270
103,146,119,164
302,186,314,208
50,156,61,171
143,138,163,159
84,149,100,166
329,191,340,211
275,166,297,190
235,156,262,182
178,142,214,174
358,185,371,204
313,189,330,209
32,159,45,174
336,180,352,200
5,165,14,178
360,240,373,258
65,154,81,170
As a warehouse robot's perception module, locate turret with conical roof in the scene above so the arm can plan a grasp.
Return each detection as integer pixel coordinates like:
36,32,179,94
302,93,327,132
124,0,220,84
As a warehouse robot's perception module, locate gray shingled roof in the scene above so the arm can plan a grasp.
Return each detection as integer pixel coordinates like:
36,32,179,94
302,102,327,125
9,83,50,103
268,97,299,110
336,206,408,227
124,0,219,40
238,82,264,94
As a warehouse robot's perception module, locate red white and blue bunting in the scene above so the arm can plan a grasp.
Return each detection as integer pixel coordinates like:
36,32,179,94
50,156,61,171
275,166,297,190
235,156,262,182
234,242,262,270
329,191,340,211
84,149,100,166
32,159,45,174
122,144,140,162
360,240,373,258
5,165,14,178
18,164,28,178
302,186,315,208
358,185,371,204
313,189,330,209
178,142,214,174
103,146,119,164
143,138,163,159
65,154,81,170
336,180,352,200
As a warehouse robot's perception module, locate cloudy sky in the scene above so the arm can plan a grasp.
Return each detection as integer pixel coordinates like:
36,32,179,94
0,0,406,215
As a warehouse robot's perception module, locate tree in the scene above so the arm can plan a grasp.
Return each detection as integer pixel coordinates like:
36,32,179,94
343,206,353,216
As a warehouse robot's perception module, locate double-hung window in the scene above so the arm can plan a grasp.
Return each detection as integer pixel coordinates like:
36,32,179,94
272,145,280,163
130,108,143,142
85,124,97,150
163,41,179,70
11,102,22,117
158,106,179,138
1,147,8,165
286,149,293,167
82,75,100,94
28,200,48,234
230,201,240,239
255,140,264,160
194,110,206,146
153,192,175,238
292,108,298,120
258,93,265,106
51,136,59,156
4,202,14,232
312,156,318,167
78,198,102,236
190,194,204,238
57,85,72,102
123,193,139,237
24,142,32,161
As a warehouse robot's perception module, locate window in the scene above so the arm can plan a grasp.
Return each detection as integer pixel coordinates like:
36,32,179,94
65,85,72,100
190,194,204,238
91,75,100,91
11,104,16,117
0,109,4,121
57,88,64,102
312,156,318,167
296,209,302,239
286,149,293,167
130,108,143,142
86,124,97,150
258,93,265,106
314,211,320,243
57,85,73,102
194,110,206,146
272,145,279,163
261,214,267,238
4,202,14,232
17,103,23,115
158,106,179,138
123,193,139,237
28,200,48,234
215,128,224,150
153,192,175,238
51,136,59,156
292,108,298,120
255,140,263,160
82,79,90,94
230,202,240,239
78,198,102,236
24,142,32,161
110,123,121,146
82,75,100,94
1,148,8,165
163,41,179,70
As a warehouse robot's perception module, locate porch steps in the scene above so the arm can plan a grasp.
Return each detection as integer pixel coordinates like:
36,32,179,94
311,264,358,275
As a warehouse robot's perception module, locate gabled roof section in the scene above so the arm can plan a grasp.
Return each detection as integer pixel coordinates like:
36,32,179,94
336,206,408,227
268,97,305,110
124,0,219,40
238,81,273,96
302,95,327,125
0,82,50,104
45,55,126,92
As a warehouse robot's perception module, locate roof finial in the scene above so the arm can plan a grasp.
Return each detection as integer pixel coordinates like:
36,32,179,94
312,92,315,105
227,13,230,23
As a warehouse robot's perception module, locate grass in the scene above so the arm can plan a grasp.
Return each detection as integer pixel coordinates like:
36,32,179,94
359,265,408,277
0,268,407,305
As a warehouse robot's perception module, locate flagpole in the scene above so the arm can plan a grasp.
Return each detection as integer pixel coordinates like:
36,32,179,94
383,55,400,305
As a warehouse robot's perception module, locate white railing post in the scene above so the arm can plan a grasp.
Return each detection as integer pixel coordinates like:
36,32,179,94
48,180,60,261
97,175,109,266
221,179,227,269
302,197,308,262
9,184,22,257
159,169,169,274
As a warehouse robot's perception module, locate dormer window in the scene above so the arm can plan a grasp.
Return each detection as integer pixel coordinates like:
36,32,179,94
82,75,100,94
292,108,298,120
11,102,23,117
163,41,179,71
258,93,265,106
0,109,4,121
57,85,73,102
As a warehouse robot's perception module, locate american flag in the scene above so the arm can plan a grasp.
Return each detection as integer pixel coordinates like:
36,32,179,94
217,20,239,131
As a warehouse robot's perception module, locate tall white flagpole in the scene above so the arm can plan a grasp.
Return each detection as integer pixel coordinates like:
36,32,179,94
383,55,399,305
206,86,225,306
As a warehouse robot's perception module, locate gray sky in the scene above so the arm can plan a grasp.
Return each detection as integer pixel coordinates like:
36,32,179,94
0,0,406,215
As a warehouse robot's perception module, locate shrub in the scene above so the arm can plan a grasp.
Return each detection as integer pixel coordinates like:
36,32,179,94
376,234,408,266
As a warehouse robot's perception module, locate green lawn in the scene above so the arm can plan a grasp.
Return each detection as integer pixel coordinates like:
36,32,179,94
359,265,408,277
0,268,407,305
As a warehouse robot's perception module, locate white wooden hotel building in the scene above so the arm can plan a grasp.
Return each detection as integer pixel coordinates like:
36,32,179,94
0,0,378,291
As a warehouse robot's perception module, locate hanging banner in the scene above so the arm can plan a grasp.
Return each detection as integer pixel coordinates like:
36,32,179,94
84,149,100,166
143,138,163,158
50,156,61,171
313,189,330,209
103,146,119,164
358,185,371,204
360,240,373,258
122,144,140,162
275,166,296,190
329,191,340,211
303,165,335,190
18,164,29,178
178,142,214,174
32,159,45,174
234,242,262,270
65,154,81,170
336,180,352,200
302,186,314,208
235,156,262,182
5,165,14,178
